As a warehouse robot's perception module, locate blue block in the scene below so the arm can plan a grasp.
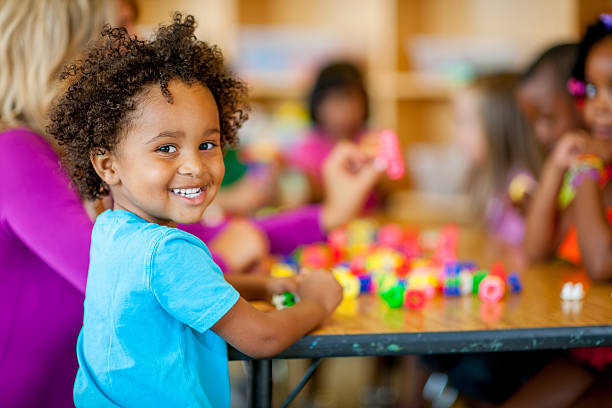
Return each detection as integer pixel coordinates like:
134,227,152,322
359,275,372,294
507,272,522,293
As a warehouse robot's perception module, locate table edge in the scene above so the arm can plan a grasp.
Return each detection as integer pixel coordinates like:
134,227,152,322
228,325,612,360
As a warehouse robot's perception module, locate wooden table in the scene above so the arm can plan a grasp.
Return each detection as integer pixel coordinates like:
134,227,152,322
229,225,612,408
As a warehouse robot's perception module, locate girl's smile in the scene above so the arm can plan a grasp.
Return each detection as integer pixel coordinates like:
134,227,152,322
169,185,208,203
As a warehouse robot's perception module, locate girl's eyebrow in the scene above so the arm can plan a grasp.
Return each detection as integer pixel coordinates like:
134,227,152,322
146,130,183,144
145,128,219,144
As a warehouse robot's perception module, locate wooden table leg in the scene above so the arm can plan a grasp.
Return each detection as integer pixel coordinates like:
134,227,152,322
247,359,272,408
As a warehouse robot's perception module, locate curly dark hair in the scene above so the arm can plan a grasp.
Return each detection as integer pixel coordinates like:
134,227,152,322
47,13,249,199
572,15,612,83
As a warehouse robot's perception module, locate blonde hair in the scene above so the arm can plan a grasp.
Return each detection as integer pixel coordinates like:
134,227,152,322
0,0,113,134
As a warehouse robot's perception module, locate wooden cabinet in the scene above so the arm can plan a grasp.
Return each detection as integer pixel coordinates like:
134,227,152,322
135,0,604,188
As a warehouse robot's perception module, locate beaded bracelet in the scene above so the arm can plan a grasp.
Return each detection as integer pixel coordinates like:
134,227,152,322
558,154,605,209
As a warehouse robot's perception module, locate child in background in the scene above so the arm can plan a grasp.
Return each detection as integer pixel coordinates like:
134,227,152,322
454,73,542,246
525,15,612,281
48,15,342,407
513,15,612,407
412,73,552,408
517,43,584,154
286,61,371,201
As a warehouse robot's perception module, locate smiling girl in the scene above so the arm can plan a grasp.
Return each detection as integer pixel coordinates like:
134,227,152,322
48,15,342,407
526,14,612,281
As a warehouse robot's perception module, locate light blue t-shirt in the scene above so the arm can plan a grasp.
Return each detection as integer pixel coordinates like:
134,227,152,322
74,209,240,407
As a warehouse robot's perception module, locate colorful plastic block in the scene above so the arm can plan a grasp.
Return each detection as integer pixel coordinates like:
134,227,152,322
380,285,405,308
507,272,522,293
272,292,298,309
472,270,488,294
358,274,373,294
301,244,332,268
561,282,585,301
490,261,507,281
270,262,297,278
334,271,360,299
405,289,425,309
459,270,473,296
478,276,505,303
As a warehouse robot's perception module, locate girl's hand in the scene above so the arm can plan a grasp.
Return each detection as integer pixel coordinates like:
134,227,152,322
264,276,299,299
209,219,270,274
320,141,383,231
297,269,343,315
551,131,587,171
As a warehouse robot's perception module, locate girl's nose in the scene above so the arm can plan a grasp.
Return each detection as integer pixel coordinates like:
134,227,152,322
177,150,205,177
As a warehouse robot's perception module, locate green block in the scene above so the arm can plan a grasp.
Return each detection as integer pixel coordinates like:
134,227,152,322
445,276,459,288
381,285,405,308
472,270,488,294
283,292,296,307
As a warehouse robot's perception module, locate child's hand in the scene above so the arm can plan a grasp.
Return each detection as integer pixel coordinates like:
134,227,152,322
296,269,343,316
320,141,383,231
265,276,299,299
551,131,587,170
209,219,270,274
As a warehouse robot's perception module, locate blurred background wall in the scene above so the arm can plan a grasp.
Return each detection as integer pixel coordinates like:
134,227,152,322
133,0,609,195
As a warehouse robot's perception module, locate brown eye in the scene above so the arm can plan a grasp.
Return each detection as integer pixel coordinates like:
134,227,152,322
199,142,215,151
157,145,177,153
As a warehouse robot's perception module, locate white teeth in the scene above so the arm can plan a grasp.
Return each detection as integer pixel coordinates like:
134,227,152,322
171,187,203,198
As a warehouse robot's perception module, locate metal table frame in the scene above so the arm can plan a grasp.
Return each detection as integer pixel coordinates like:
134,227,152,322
229,325,612,408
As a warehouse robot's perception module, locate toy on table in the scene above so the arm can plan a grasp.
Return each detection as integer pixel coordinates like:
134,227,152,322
478,275,506,303
560,282,585,301
269,220,523,311
272,292,299,310
404,289,425,309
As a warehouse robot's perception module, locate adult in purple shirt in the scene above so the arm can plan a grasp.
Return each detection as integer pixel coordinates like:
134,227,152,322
0,2,381,406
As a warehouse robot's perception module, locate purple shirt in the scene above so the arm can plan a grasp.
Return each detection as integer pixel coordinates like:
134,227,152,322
0,128,325,407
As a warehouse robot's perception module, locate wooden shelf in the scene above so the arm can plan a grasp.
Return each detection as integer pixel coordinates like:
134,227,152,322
374,71,458,101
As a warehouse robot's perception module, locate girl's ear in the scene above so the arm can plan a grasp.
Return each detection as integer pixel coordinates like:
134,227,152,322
90,149,121,187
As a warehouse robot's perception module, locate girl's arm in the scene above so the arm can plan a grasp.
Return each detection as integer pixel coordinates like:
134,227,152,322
213,269,342,358
212,297,327,358
574,177,612,281
525,134,584,261
0,129,92,292
524,158,566,261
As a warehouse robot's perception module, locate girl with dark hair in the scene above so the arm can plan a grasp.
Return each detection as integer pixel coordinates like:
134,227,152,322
513,14,612,407
286,61,373,201
49,14,344,406
517,43,585,152
525,14,612,280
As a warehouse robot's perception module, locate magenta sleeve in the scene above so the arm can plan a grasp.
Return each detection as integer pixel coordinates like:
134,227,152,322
179,205,326,266
0,129,92,293
253,205,326,255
